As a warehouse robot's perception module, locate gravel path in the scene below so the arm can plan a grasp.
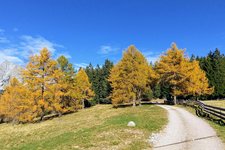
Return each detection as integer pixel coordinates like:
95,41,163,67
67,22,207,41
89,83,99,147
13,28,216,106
150,105,224,150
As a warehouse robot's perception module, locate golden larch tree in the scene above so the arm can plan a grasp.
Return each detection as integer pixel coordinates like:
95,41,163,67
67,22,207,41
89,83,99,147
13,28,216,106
45,68,67,116
155,43,193,104
22,48,65,120
74,68,94,109
156,43,213,104
57,55,78,111
0,78,35,123
109,45,156,107
187,60,214,98
109,61,134,106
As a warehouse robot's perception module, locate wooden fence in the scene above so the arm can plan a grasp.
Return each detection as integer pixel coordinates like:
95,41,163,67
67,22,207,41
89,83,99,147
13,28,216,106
182,100,225,126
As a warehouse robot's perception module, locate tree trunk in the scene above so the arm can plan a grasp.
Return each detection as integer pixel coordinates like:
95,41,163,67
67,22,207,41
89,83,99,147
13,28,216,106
138,91,142,106
40,113,45,121
82,99,85,109
139,99,142,106
174,96,177,105
40,106,45,121
58,112,62,117
133,98,136,107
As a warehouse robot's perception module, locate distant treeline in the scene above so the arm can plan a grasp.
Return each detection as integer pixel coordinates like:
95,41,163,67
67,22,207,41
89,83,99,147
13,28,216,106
194,49,225,99
85,60,113,104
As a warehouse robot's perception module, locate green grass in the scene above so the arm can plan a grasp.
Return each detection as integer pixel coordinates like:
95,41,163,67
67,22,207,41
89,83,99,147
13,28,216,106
179,105,225,144
0,104,167,150
203,100,225,108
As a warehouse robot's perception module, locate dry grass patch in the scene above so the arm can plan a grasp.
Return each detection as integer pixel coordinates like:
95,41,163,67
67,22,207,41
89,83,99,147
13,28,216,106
0,104,167,150
203,100,225,108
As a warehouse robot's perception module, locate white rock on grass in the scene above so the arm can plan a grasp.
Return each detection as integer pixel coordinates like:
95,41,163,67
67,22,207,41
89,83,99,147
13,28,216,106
127,121,136,127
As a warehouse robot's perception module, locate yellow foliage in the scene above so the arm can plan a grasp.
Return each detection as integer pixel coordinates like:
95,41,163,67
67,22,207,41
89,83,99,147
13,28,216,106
22,48,68,119
186,60,214,96
0,78,36,123
74,68,94,108
109,45,156,106
156,43,213,103
0,48,93,122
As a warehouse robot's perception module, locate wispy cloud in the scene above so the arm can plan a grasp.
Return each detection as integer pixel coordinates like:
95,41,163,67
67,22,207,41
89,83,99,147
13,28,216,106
13,28,18,32
98,45,119,55
74,63,88,70
0,32,66,65
142,51,159,63
55,52,71,60
20,35,60,57
0,37,10,43
0,49,24,64
0,28,5,33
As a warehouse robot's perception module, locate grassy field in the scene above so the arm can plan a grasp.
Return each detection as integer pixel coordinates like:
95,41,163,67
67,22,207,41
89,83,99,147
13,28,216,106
180,105,225,144
203,100,225,108
0,105,167,150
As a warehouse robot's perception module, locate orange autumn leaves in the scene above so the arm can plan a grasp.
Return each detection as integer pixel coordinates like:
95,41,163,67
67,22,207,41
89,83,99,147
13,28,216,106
0,48,93,123
109,44,213,106
109,45,157,106
156,44,213,104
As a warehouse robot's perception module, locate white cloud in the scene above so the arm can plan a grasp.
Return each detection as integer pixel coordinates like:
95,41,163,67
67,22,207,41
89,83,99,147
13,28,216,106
74,63,88,70
1,48,20,55
146,56,159,64
55,52,71,60
0,34,67,65
99,45,119,55
142,51,154,56
0,49,24,65
20,35,59,57
0,37,10,43
143,51,159,64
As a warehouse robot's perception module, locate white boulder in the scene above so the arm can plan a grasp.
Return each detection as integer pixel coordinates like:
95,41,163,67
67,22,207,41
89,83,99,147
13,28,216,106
127,121,136,127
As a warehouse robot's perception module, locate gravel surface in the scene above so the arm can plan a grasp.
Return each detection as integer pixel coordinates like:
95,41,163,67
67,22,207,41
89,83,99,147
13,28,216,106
149,105,224,150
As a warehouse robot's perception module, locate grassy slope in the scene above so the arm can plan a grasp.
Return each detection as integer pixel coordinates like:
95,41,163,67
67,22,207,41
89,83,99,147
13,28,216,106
179,105,225,144
0,105,167,150
203,100,225,108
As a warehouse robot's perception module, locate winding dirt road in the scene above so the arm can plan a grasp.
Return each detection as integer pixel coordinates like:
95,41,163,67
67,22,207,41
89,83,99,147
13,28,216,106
151,105,224,150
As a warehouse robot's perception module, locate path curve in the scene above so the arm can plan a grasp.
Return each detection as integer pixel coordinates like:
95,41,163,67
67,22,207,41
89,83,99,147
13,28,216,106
150,105,224,150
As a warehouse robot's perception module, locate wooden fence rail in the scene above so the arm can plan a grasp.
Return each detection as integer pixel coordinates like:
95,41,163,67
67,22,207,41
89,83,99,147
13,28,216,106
182,100,225,126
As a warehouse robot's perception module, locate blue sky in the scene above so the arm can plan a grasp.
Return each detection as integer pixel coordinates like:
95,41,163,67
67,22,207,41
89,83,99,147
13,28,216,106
1,0,225,68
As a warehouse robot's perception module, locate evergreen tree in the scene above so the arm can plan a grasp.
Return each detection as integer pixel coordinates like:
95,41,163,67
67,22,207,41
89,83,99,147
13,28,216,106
85,60,113,104
190,54,196,62
198,49,225,99
153,84,161,98
102,59,114,98
85,63,95,82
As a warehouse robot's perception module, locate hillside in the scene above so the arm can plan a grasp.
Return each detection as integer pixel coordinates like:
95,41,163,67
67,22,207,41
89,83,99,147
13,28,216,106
0,105,167,150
